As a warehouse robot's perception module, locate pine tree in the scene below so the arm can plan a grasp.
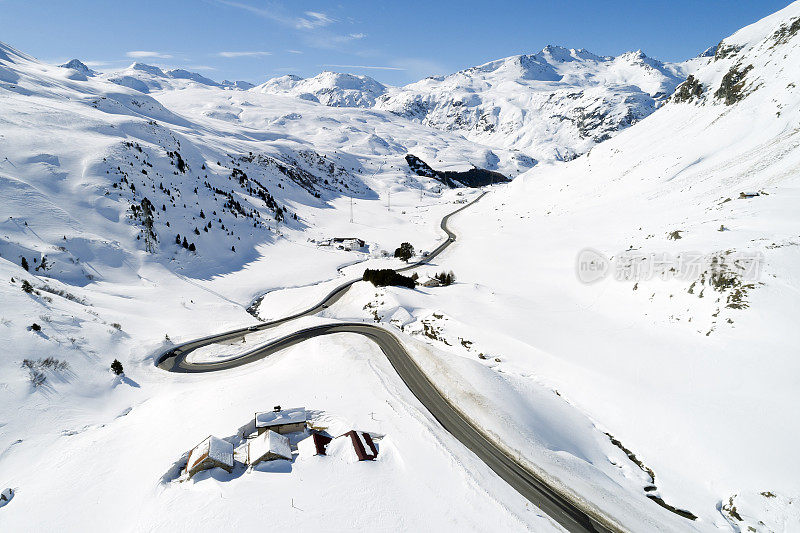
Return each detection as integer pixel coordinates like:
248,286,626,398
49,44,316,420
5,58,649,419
110,359,124,375
182,237,189,248
188,243,196,252
175,234,181,245
21,257,29,271
394,242,414,262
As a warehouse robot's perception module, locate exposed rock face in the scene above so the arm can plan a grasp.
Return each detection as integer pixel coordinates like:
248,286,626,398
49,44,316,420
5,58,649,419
714,64,754,105
672,75,704,103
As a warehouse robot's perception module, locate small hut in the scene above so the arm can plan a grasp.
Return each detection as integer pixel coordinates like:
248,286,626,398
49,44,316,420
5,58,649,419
248,430,292,466
255,406,307,435
339,430,378,461
185,436,234,478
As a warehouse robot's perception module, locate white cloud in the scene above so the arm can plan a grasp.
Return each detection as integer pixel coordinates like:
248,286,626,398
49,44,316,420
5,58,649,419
126,51,173,59
286,49,303,55
322,64,405,71
296,11,335,29
217,51,272,58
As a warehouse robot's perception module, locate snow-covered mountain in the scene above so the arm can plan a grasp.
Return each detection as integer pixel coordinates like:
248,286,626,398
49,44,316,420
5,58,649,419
96,62,254,93
1,3,799,531
255,46,706,161
253,71,388,107
377,46,703,161
100,62,223,93
59,58,97,77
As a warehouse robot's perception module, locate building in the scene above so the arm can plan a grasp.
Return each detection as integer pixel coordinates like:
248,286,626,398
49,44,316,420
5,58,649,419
339,430,378,461
422,278,441,288
185,435,234,478
248,430,292,466
319,237,366,251
332,237,366,251
255,406,307,435
298,431,333,457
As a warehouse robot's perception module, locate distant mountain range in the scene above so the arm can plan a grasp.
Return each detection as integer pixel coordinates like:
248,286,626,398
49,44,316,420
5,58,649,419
60,45,710,162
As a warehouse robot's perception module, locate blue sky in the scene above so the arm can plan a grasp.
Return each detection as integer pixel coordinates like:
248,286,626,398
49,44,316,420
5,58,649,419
1,0,792,85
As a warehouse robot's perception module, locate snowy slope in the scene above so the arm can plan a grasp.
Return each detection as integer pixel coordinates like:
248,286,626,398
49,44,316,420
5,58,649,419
376,3,799,530
0,37,559,531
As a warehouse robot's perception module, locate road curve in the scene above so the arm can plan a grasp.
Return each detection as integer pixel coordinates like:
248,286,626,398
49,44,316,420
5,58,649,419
155,190,615,533
157,192,488,362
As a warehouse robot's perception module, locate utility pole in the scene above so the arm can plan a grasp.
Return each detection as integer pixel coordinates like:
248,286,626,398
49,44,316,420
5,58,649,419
387,186,391,211
349,195,354,223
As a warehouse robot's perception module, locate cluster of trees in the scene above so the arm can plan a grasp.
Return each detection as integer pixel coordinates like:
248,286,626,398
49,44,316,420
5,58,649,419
434,271,456,286
394,242,414,262
363,268,416,289
175,233,196,252
20,256,49,272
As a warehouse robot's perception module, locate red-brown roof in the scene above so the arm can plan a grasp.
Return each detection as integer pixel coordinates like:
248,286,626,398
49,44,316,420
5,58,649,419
311,432,333,455
340,430,378,461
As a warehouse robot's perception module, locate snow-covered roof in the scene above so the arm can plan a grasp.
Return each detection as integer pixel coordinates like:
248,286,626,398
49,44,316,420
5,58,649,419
187,435,234,470
327,430,378,461
255,407,307,428
248,430,292,463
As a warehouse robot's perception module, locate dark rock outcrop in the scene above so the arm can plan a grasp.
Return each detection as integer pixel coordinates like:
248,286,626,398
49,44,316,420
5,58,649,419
405,154,509,188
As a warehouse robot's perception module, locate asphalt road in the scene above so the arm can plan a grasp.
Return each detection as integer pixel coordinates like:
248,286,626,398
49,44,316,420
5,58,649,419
155,191,616,533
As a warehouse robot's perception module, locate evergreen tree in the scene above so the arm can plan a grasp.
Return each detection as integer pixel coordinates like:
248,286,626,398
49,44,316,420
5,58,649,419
21,257,29,271
394,242,414,262
110,359,124,375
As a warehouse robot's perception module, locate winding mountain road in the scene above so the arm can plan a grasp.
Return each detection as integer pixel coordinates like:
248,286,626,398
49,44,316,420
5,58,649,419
156,190,615,533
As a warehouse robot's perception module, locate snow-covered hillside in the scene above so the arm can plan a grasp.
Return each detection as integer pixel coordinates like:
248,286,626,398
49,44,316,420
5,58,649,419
0,36,555,531
368,3,799,530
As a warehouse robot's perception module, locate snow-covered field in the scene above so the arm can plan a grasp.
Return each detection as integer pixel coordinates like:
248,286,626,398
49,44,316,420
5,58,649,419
2,2,800,531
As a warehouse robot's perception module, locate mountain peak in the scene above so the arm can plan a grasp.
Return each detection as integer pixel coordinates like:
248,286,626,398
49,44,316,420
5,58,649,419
128,62,166,76
59,59,95,75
